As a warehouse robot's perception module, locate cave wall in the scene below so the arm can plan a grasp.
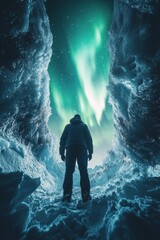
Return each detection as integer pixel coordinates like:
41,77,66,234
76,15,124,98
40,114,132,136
0,0,61,213
0,0,62,179
109,0,160,165
0,0,52,155
0,1,58,237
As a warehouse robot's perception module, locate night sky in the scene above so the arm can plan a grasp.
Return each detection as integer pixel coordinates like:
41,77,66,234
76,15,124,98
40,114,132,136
45,0,114,166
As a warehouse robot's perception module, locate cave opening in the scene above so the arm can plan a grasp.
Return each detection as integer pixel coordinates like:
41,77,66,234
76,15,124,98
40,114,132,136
45,0,114,167
1,0,160,239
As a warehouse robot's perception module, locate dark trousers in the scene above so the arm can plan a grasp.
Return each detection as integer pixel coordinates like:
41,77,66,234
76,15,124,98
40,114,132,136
63,145,90,197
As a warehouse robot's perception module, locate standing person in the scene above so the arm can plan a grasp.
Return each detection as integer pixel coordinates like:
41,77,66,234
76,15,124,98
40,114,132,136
59,114,93,202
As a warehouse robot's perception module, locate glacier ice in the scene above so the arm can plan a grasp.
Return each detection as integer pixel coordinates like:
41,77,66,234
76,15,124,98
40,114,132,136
109,0,160,166
0,171,40,240
0,0,160,239
0,0,63,192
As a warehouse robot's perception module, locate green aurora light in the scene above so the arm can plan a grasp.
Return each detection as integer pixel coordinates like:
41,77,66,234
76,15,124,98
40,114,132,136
46,0,114,166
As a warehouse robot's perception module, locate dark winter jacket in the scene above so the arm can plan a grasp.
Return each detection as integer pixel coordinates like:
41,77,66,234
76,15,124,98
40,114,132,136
59,116,93,156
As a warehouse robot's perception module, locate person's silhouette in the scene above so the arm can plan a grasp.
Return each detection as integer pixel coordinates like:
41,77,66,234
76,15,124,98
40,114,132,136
59,114,93,202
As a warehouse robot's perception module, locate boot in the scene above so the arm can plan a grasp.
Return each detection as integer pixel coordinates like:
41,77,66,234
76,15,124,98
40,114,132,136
62,193,71,202
82,193,91,203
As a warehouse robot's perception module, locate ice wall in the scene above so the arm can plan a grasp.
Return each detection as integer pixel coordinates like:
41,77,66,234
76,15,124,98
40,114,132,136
0,0,62,174
0,0,52,158
109,0,160,165
0,1,61,237
0,0,63,220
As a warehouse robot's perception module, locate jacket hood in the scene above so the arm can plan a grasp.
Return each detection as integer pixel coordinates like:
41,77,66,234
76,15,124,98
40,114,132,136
70,116,83,125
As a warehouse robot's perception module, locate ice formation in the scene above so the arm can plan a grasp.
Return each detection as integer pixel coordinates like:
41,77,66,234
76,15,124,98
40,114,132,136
109,0,160,166
0,0,160,239
0,0,62,189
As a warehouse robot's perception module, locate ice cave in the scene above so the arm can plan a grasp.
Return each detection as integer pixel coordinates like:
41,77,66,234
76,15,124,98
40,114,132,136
0,0,160,239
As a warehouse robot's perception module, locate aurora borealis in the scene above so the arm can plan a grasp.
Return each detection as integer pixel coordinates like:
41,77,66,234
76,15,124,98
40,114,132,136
46,0,114,166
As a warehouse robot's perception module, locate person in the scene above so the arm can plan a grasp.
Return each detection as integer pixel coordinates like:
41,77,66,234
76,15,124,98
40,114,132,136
59,114,93,202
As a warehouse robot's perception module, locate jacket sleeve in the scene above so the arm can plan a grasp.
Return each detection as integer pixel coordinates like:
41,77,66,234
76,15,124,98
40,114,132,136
84,125,93,155
59,125,68,156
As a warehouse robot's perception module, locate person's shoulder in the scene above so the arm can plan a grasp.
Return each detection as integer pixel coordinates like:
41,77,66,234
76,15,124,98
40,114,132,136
81,123,88,128
64,124,71,129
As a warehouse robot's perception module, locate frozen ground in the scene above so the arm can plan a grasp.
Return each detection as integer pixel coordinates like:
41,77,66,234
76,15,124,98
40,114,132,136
24,155,160,240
